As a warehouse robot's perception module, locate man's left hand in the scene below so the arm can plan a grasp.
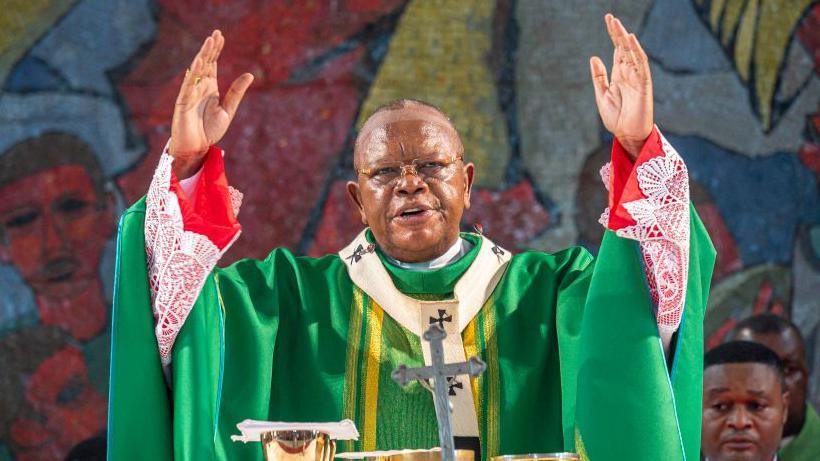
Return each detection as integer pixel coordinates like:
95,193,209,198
590,14,653,160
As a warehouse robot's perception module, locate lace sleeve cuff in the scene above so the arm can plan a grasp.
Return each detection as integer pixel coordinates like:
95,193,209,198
599,127,691,336
145,142,243,365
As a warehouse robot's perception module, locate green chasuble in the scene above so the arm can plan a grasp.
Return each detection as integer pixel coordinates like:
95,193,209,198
108,195,714,460
779,405,820,461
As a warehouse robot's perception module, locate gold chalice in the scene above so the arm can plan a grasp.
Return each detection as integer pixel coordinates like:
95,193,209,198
261,430,336,461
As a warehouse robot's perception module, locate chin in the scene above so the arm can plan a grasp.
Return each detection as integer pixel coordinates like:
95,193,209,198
386,232,450,261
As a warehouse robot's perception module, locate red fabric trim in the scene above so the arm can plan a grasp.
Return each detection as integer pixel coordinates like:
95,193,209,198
169,146,241,250
607,127,663,231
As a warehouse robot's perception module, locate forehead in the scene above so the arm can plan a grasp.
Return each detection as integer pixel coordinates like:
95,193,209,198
0,165,94,208
704,363,781,393
356,106,461,163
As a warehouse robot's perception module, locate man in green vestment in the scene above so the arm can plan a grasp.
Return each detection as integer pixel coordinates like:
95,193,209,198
730,315,820,461
108,14,716,461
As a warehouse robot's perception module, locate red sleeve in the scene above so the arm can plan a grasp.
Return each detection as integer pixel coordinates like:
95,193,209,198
606,127,664,232
168,145,241,251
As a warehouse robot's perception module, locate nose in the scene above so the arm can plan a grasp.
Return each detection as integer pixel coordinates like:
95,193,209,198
395,169,428,196
727,406,753,430
41,210,67,254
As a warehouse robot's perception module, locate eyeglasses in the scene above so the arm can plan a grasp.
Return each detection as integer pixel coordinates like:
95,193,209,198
355,154,463,186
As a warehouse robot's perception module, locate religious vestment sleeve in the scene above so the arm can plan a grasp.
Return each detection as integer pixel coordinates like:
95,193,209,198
147,145,242,365
561,127,716,461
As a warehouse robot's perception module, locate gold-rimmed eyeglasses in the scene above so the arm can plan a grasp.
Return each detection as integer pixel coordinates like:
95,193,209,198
355,154,463,186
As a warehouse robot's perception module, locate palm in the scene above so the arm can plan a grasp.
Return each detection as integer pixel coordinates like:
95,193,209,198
590,15,653,158
170,30,254,177
174,78,229,152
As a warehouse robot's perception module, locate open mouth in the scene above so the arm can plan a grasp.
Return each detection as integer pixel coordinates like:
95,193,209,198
400,208,426,217
393,206,435,225
40,258,79,283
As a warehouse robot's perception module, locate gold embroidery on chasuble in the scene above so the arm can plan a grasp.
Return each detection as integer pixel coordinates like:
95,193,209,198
339,229,510,449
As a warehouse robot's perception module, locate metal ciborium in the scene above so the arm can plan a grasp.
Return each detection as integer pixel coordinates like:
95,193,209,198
337,448,475,461
378,449,475,461
490,454,579,461
260,430,336,461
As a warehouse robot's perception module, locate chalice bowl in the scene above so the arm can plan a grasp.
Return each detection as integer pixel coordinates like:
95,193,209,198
260,430,335,461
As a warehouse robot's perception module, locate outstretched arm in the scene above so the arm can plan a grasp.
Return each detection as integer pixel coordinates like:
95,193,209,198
145,31,252,365
567,16,716,461
589,15,689,351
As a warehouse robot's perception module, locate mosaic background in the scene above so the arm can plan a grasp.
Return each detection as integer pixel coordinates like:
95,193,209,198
0,1,818,459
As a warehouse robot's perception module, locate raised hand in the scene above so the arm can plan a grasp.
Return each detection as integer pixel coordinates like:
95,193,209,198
589,14,653,160
170,30,254,178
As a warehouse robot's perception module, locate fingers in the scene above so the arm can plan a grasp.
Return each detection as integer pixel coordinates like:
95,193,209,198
605,14,649,77
604,14,618,48
177,56,206,106
182,33,214,90
605,14,630,49
611,16,629,46
622,38,639,69
203,30,222,78
627,33,651,77
189,34,214,72
214,31,225,62
211,31,225,79
589,56,609,102
177,31,222,107
222,73,254,118
606,15,634,61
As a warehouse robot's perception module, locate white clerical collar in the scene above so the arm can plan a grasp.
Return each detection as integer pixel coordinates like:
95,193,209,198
383,237,473,271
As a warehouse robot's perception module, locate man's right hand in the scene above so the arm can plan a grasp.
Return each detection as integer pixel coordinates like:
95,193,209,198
170,30,254,179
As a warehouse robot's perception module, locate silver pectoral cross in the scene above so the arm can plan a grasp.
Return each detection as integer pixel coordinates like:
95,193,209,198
391,324,486,461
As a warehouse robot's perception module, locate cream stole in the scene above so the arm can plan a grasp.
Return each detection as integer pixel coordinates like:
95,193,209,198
340,229,511,437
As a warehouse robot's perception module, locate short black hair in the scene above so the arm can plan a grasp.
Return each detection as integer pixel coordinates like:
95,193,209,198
0,132,106,198
705,340,786,389
731,314,806,351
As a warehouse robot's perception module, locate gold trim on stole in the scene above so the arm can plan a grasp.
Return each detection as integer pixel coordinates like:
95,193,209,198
463,298,500,460
342,288,366,453
462,320,480,419
574,428,589,461
482,300,500,458
362,300,385,450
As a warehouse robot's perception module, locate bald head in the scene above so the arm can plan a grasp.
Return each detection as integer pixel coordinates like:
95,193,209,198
354,99,463,169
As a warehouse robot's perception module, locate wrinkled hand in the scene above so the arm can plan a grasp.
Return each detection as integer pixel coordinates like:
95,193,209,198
590,14,653,160
170,30,254,178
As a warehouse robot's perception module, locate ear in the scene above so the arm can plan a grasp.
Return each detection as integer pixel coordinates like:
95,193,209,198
462,161,475,209
782,390,790,426
0,240,9,264
346,181,368,225
783,391,791,418
100,189,117,237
